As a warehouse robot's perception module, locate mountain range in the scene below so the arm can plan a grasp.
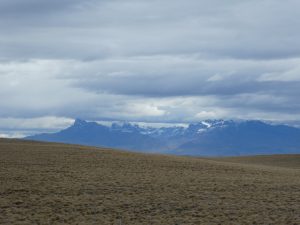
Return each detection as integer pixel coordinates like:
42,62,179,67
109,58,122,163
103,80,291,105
25,119,300,156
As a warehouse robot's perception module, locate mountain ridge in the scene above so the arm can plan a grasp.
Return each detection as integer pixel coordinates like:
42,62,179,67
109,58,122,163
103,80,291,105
25,119,300,156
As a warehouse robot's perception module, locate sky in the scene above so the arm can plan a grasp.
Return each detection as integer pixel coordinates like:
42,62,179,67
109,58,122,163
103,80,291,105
1,0,300,137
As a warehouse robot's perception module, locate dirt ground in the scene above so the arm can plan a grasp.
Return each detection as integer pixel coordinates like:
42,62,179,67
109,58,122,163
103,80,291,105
0,139,299,224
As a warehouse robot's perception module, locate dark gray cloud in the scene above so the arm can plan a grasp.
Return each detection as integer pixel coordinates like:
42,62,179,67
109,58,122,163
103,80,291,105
74,73,300,97
0,0,78,13
1,0,300,60
0,0,300,136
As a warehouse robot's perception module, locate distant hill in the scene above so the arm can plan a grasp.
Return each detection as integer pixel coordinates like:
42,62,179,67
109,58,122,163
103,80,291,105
25,119,300,156
25,119,164,152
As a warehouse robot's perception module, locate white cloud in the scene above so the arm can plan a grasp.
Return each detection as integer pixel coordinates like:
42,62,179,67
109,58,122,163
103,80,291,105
126,103,167,117
0,116,74,130
259,67,300,81
196,110,225,120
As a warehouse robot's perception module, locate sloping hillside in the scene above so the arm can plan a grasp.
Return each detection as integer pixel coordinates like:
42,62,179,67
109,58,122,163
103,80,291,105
0,139,299,224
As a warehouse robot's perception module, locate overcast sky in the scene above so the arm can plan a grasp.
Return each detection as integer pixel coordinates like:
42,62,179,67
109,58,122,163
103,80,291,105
1,0,300,137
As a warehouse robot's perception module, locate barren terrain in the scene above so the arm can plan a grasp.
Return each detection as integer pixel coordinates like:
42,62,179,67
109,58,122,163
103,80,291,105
0,139,299,224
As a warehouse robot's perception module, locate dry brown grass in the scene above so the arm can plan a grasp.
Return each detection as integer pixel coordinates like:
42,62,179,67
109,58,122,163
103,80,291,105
0,138,299,225
214,154,300,169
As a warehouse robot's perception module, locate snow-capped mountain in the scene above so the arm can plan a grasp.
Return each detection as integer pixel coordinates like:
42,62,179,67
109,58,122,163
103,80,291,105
25,119,300,156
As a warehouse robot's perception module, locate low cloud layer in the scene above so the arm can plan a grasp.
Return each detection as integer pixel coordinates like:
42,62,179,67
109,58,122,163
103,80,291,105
1,0,300,136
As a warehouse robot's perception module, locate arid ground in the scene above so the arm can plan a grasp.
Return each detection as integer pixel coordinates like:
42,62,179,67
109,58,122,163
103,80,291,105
0,139,299,225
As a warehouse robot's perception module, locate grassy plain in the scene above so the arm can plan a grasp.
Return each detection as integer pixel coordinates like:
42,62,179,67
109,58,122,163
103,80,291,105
0,138,299,224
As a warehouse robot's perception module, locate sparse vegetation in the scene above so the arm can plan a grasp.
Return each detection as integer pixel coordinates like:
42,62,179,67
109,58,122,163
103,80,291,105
0,139,299,224
214,154,300,169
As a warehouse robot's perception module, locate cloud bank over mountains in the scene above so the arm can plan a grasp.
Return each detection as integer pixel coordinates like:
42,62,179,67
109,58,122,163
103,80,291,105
1,0,300,136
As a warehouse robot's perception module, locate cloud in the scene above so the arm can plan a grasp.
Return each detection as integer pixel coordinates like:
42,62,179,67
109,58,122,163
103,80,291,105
64,56,300,99
0,116,74,131
0,57,300,125
0,0,300,135
1,0,300,60
0,116,74,138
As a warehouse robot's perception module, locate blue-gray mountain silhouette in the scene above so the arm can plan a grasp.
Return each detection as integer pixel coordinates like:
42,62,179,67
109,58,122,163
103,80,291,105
26,119,163,152
25,119,300,156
